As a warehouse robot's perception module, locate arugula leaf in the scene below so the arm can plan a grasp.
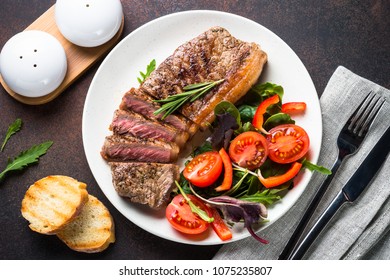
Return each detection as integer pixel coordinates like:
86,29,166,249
0,141,53,182
239,188,286,205
1,118,22,152
137,59,156,84
301,158,332,175
222,170,249,197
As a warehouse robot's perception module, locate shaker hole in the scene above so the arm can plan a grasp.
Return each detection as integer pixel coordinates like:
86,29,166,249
33,64,37,67
19,56,23,59
34,49,37,52
86,4,90,7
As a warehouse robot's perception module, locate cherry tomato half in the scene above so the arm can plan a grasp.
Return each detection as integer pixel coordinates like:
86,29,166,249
183,151,223,187
165,194,211,234
266,124,310,163
228,131,268,170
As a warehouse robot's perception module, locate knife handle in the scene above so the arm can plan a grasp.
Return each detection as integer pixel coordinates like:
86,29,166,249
279,158,341,259
288,190,348,260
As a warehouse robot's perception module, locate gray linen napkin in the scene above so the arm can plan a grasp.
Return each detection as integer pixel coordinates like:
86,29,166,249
213,66,390,260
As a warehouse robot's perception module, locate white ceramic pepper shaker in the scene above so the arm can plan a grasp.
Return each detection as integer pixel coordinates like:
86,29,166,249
0,30,67,98
55,0,123,47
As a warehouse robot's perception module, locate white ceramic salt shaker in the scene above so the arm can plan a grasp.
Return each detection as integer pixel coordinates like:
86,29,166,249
55,0,123,47
0,30,67,98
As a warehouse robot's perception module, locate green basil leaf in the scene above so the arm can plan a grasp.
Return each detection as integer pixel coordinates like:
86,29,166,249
263,113,295,130
238,104,257,123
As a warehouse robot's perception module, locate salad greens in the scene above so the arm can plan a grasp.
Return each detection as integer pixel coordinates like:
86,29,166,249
190,184,269,244
183,81,330,201
178,81,330,238
238,82,284,122
174,81,330,243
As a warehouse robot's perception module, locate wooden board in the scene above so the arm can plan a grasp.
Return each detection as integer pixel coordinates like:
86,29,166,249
0,5,124,105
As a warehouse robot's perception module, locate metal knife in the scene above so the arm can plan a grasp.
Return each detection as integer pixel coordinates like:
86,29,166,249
288,125,390,260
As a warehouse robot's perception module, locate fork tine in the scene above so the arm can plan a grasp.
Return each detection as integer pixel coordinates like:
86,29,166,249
348,91,385,137
357,96,385,137
348,91,375,129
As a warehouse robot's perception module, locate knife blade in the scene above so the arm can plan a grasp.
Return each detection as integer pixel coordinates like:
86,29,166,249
342,125,390,202
288,125,390,259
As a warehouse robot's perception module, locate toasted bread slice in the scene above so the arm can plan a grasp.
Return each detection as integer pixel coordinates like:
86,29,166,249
56,194,115,253
21,175,88,235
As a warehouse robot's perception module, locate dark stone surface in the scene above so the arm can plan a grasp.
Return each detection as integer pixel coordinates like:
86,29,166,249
0,0,388,260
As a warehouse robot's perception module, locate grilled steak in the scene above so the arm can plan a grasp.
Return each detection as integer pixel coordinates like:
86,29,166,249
141,26,268,129
120,88,198,136
101,134,179,163
102,26,268,211
110,109,189,148
109,162,179,209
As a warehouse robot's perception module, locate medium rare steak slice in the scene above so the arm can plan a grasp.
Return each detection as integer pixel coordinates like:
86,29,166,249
110,109,189,148
109,162,179,209
101,134,179,163
141,26,267,129
120,88,198,136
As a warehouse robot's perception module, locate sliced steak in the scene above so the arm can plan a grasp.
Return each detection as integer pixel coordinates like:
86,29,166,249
120,88,198,136
141,26,267,129
101,134,179,163
110,109,189,148
109,162,179,209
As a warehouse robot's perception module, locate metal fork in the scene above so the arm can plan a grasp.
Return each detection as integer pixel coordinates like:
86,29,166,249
279,91,385,260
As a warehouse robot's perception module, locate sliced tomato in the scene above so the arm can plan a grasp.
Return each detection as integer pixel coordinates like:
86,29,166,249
281,102,307,114
183,151,223,187
266,124,310,164
215,148,233,192
210,207,232,241
252,94,280,133
228,131,268,170
165,194,211,234
258,162,302,188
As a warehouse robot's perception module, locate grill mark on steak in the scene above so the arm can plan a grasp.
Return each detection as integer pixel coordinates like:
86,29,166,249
110,109,189,148
101,134,179,163
141,26,267,129
109,162,179,209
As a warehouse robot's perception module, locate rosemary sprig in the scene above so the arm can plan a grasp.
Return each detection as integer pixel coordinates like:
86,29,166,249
153,79,224,119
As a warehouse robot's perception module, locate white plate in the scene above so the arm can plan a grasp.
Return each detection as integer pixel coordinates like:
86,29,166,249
82,10,322,245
